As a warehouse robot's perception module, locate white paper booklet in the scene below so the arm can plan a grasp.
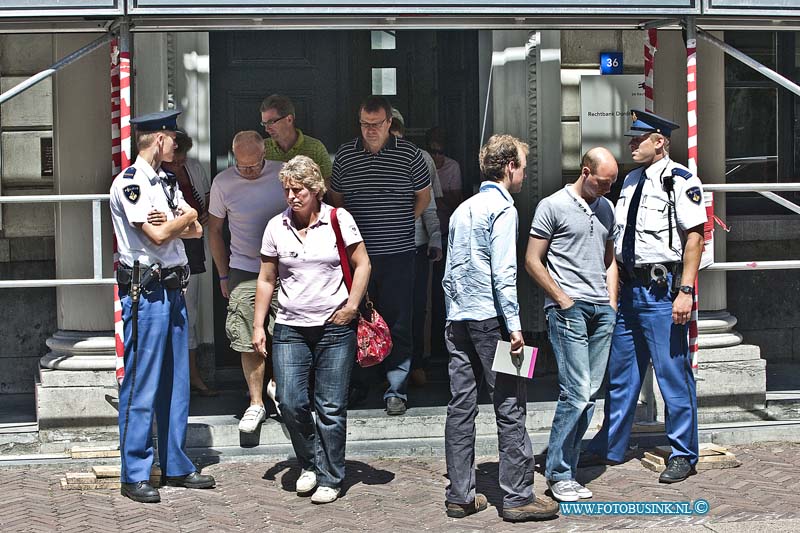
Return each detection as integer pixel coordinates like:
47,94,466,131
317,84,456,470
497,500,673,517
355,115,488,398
491,340,538,379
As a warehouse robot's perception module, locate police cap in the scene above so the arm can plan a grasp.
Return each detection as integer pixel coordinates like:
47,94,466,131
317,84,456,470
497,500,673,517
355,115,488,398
130,109,181,132
624,109,679,138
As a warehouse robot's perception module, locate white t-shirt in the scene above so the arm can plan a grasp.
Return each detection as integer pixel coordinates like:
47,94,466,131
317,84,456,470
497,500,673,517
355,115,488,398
110,156,189,268
261,203,363,327
208,160,286,273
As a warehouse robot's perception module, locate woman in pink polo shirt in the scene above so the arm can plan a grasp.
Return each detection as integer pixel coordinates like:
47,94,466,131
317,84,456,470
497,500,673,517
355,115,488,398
252,155,370,504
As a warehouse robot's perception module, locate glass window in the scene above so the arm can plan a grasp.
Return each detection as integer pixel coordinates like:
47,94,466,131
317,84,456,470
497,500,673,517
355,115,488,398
371,31,396,50
371,67,397,95
725,87,777,184
725,32,776,84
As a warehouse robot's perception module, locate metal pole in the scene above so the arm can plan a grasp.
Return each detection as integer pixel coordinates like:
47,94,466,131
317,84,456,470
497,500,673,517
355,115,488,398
0,33,113,105
696,28,800,98
93,200,104,279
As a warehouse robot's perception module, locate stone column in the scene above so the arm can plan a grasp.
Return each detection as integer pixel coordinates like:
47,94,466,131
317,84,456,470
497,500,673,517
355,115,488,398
652,30,765,424
37,34,118,443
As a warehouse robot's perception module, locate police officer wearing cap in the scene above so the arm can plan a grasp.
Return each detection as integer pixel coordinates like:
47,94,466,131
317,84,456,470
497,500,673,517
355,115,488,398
586,109,707,483
110,109,216,503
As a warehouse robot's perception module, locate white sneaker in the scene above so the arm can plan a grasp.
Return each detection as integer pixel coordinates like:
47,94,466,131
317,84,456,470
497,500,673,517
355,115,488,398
569,480,593,499
296,469,317,494
311,486,340,504
238,405,266,433
266,379,281,417
547,479,580,502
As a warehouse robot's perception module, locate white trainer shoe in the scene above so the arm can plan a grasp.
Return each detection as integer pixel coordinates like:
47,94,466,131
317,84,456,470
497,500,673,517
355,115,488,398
238,405,266,433
547,479,580,502
266,379,281,417
296,469,317,494
570,480,593,499
311,486,340,504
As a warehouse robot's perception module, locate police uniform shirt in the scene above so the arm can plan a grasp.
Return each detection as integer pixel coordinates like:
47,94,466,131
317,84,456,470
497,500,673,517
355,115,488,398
110,156,189,269
614,157,707,265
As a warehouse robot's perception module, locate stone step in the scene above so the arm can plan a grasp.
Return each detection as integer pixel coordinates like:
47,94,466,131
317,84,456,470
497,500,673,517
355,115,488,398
185,400,615,450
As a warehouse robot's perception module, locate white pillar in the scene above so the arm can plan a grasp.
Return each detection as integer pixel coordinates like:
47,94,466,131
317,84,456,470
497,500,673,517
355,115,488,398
41,33,116,373
38,34,118,438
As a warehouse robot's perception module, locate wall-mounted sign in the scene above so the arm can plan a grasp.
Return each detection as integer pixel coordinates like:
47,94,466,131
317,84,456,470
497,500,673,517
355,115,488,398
600,52,623,75
580,74,644,164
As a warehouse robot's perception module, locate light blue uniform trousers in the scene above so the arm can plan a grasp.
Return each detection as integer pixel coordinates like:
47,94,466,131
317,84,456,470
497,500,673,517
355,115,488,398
118,284,195,483
589,275,699,465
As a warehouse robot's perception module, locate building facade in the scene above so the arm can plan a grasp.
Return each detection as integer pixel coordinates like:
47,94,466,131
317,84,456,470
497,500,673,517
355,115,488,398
0,0,798,448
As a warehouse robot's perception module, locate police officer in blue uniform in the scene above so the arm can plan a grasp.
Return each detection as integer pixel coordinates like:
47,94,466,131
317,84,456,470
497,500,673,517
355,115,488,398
587,110,707,483
110,110,216,503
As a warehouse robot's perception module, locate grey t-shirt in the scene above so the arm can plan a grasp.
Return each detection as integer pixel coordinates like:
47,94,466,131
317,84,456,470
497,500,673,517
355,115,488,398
530,185,618,309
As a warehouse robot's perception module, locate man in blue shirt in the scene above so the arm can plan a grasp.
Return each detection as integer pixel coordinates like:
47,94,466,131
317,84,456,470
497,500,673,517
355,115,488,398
442,134,559,522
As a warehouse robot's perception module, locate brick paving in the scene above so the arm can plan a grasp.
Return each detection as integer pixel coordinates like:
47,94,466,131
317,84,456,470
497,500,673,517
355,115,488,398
2,442,800,532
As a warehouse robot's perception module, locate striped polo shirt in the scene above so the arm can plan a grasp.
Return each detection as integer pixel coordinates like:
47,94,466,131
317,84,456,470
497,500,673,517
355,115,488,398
331,135,431,256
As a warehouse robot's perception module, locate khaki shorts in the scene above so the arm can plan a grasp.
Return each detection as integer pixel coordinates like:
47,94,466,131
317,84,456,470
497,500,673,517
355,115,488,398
224,269,279,353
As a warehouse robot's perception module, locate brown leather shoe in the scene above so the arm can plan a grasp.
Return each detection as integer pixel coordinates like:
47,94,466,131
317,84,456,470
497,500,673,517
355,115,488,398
502,496,559,522
445,493,488,518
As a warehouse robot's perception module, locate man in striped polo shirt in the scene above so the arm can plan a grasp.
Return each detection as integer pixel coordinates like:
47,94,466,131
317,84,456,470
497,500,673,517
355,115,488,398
329,95,431,416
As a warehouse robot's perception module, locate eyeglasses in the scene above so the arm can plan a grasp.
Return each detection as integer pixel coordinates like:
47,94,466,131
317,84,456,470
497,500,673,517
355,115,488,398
236,161,264,173
359,118,388,130
428,149,444,155
260,115,289,128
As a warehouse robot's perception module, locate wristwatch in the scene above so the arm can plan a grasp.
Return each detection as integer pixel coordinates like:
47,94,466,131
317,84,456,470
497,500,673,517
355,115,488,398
679,285,694,295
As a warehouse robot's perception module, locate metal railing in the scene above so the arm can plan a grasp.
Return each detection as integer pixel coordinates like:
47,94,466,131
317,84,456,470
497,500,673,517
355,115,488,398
702,183,800,272
0,194,115,288
1,183,800,288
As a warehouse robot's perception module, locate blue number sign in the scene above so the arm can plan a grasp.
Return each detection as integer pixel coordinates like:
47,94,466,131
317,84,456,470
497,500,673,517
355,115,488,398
600,52,623,75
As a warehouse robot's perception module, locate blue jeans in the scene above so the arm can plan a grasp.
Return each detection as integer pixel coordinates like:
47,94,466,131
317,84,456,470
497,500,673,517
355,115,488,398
272,321,356,489
545,301,616,481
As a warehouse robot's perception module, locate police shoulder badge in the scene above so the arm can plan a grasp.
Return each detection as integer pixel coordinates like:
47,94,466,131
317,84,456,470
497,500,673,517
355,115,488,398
686,186,702,205
123,184,141,204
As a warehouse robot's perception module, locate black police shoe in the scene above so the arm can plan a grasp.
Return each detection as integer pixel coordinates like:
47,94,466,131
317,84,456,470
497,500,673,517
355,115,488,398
659,456,696,483
163,471,216,489
385,397,407,416
121,481,161,503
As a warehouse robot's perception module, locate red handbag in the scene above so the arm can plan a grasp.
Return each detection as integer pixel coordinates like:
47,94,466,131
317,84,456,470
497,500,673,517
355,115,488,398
331,208,393,368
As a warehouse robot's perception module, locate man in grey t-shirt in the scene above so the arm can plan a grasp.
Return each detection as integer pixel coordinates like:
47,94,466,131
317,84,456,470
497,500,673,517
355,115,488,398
524,147,619,503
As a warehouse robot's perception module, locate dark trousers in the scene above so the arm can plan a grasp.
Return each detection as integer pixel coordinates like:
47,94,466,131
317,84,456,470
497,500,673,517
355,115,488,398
429,235,448,358
412,244,431,369
352,250,416,401
444,318,535,509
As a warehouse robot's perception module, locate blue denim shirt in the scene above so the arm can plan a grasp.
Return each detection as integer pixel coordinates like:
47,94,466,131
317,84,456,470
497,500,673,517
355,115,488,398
442,181,521,332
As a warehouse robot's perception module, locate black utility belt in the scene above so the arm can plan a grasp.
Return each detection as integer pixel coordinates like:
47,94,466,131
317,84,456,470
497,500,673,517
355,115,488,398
620,262,682,287
116,263,189,290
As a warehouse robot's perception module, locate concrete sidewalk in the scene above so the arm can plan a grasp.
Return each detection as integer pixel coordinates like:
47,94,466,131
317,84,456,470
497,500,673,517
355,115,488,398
2,441,800,532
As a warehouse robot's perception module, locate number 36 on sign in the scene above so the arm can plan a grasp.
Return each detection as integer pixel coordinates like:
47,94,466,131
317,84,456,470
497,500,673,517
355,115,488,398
600,52,623,75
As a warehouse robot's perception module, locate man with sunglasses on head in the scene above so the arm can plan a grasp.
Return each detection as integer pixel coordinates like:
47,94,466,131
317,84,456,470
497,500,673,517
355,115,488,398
328,95,431,416
208,131,286,433
260,94,332,181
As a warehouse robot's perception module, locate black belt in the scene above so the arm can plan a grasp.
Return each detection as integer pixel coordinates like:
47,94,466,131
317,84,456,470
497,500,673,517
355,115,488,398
116,263,189,290
620,262,681,285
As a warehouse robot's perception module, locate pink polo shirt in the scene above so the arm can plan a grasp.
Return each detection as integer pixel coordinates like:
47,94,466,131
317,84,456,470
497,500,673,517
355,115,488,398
261,202,363,327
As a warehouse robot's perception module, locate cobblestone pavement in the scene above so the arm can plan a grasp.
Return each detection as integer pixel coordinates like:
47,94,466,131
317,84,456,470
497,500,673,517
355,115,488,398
2,442,800,532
